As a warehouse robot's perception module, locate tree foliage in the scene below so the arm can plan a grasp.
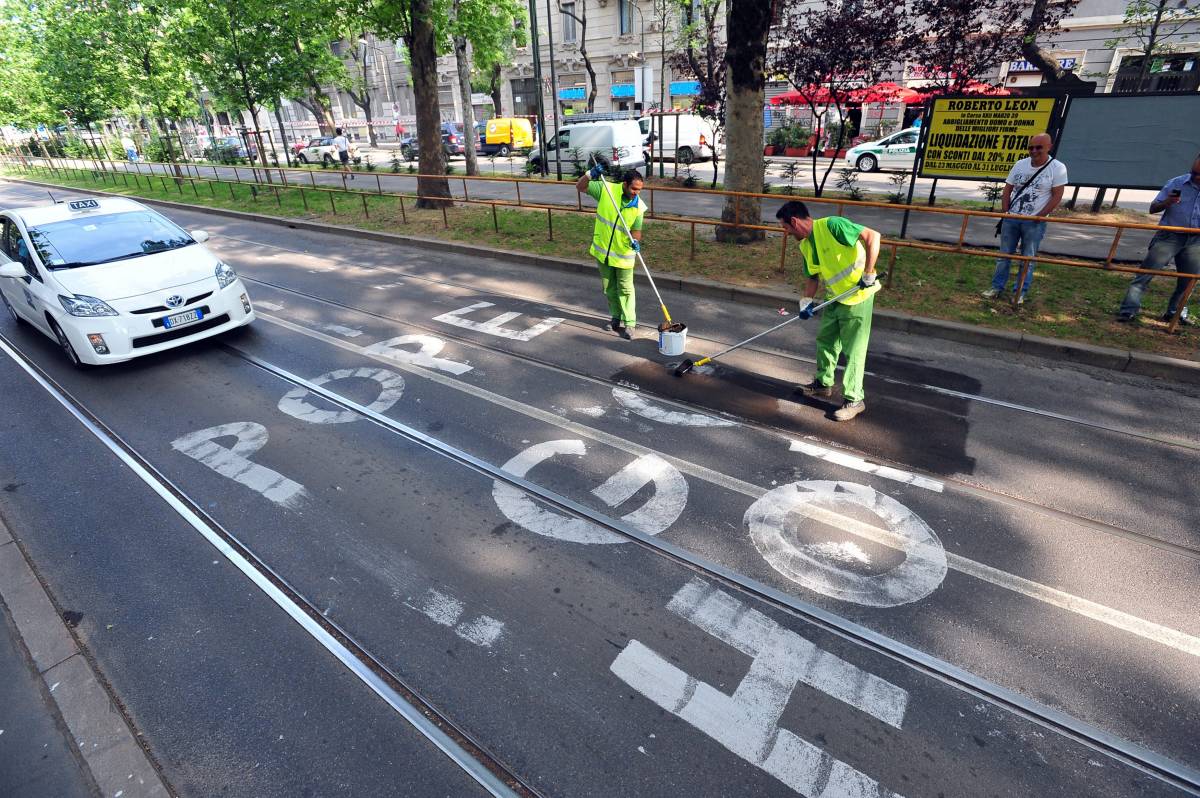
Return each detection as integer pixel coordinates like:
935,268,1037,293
771,0,918,195
1105,0,1200,90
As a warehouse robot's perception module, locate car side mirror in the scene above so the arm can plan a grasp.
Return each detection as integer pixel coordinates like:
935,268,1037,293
0,262,26,279
191,230,211,243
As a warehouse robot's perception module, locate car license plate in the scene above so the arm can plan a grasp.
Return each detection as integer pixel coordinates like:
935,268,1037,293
162,308,203,328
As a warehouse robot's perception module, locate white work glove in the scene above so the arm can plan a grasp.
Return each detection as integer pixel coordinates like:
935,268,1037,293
798,297,815,320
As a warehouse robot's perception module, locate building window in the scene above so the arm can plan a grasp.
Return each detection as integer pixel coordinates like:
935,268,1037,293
620,0,633,35
562,3,577,43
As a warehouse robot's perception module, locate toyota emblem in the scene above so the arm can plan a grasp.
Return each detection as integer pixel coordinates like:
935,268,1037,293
165,294,184,308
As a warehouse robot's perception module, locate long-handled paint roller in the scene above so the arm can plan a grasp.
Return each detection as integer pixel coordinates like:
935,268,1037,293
589,156,678,332
673,284,864,377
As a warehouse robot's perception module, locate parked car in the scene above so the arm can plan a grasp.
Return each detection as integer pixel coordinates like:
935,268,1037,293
0,197,254,366
479,117,534,157
639,114,719,163
206,135,258,162
844,127,919,172
291,137,319,156
400,123,469,160
296,136,361,166
527,120,646,175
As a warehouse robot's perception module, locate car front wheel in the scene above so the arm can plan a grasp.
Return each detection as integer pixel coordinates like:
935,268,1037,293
322,154,333,165
401,145,415,161
856,154,878,172
298,154,309,164
49,318,87,368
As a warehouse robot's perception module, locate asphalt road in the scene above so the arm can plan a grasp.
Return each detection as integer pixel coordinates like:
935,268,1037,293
24,156,1159,262
1,178,1198,797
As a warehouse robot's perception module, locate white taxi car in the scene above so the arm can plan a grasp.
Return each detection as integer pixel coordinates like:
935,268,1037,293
0,197,254,366
843,127,920,172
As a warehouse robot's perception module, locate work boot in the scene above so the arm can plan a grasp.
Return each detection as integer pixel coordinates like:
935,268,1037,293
1116,312,1136,323
617,325,633,340
832,399,866,422
609,316,622,331
794,380,833,398
980,288,1000,299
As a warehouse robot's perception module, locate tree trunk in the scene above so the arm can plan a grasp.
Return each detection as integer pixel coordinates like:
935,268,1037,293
453,20,479,175
273,101,293,166
718,0,771,243
1020,0,1096,90
489,63,503,116
293,94,335,137
349,48,379,147
1135,0,1169,91
409,0,452,206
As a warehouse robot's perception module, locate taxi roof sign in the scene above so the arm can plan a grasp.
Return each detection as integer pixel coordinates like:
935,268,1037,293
68,198,100,211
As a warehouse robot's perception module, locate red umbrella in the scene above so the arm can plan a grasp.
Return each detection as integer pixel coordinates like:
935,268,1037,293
850,82,923,104
770,85,846,105
917,80,1012,97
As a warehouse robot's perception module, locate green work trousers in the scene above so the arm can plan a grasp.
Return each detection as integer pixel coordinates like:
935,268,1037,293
813,295,874,402
597,260,636,327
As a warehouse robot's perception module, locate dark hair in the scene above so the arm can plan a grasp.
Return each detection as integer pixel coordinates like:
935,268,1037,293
623,169,644,186
775,200,810,223
335,127,343,135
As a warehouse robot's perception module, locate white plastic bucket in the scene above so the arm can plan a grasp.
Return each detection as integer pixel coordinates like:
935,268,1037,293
658,324,688,356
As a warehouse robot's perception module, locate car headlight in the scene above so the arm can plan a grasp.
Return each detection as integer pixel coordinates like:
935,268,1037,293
215,261,237,289
58,294,118,317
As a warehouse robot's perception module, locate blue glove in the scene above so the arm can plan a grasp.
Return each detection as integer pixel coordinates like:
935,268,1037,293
797,298,814,320
588,164,604,179
630,239,641,252
858,272,877,289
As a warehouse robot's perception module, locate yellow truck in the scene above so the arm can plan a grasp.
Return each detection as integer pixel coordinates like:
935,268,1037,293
479,118,534,157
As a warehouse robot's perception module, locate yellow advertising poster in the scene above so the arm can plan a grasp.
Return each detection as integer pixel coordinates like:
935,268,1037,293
920,97,1057,179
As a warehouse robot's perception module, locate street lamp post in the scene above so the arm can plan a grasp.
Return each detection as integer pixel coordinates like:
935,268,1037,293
544,0,563,180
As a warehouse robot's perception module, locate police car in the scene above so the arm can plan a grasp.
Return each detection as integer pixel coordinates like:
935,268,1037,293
843,127,920,172
0,197,254,366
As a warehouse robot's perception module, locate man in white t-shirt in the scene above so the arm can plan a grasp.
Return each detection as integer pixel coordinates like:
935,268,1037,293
981,133,1068,303
332,127,353,179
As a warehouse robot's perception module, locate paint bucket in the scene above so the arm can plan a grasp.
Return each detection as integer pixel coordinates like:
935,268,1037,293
658,322,688,357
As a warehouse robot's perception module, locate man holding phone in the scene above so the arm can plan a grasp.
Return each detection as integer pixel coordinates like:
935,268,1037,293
1118,154,1200,325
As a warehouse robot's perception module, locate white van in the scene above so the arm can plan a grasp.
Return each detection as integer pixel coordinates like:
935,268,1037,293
639,114,719,163
527,120,646,174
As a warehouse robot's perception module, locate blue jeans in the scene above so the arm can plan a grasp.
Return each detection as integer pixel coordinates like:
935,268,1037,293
1119,232,1200,318
992,218,1046,296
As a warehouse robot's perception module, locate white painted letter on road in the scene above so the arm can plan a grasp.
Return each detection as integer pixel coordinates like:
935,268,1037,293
363,334,472,375
277,367,405,425
745,480,946,607
612,387,736,427
492,440,687,544
170,422,307,509
433,301,563,341
611,578,908,798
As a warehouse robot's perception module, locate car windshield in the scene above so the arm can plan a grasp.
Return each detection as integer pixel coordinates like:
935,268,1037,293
28,210,194,269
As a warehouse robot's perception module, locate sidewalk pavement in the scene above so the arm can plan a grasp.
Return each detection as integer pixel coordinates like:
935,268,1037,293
0,602,95,798
0,515,168,798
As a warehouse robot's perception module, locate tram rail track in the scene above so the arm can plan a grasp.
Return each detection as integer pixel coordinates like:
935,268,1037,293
236,271,1200,565
4,320,1200,796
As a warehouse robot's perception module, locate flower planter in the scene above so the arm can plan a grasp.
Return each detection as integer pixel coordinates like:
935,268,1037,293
764,145,777,156
783,147,807,157
822,148,849,158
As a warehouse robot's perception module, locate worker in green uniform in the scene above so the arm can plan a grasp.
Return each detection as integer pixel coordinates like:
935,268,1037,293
776,200,882,422
576,165,645,340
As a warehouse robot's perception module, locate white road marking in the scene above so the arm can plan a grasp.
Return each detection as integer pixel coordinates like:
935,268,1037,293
363,334,472,375
790,440,944,493
493,440,687,544
170,422,307,508
373,282,403,290
612,578,907,798
277,367,405,425
253,300,284,311
316,322,363,338
613,387,736,428
745,481,947,607
404,588,505,647
433,301,564,341
259,315,1200,658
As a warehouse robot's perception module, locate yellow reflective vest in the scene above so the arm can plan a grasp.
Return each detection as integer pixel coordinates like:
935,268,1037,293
799,218,879,306
589,179,644,269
